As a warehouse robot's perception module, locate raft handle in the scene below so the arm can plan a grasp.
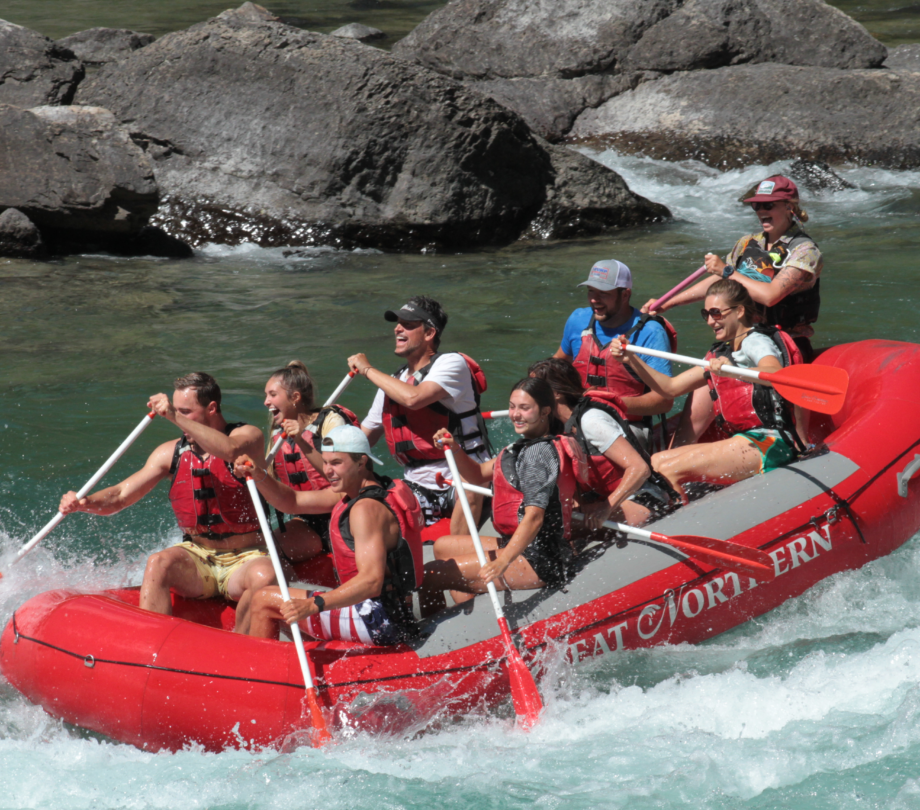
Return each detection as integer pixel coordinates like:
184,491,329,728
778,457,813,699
84,655,95,669
897,455,920,498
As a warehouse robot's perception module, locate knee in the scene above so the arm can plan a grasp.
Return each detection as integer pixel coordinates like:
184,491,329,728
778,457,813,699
251,585,281,614
245,559,278,591
143,549,179,583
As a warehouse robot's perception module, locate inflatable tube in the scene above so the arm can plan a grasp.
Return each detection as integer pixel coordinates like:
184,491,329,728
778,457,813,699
3,340,920,751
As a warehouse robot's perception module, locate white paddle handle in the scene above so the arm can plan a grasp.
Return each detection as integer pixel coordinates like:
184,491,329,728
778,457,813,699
246,477,317,692
15,412,156,562
624,344,762,384
444,449,506,620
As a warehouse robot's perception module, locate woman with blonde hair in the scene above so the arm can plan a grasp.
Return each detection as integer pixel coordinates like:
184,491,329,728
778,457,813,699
263,360,357,562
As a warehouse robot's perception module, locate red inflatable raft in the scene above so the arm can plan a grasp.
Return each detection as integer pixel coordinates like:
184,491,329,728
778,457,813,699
3,340,920,751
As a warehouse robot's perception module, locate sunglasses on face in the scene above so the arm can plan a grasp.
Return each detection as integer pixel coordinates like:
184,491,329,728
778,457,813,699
751,202,776,211
701,306,738,321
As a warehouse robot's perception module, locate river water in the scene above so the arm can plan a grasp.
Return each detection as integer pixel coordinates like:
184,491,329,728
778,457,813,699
3,1,920,808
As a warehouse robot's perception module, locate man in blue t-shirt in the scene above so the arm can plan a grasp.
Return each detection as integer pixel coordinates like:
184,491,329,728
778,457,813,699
554,260,674,441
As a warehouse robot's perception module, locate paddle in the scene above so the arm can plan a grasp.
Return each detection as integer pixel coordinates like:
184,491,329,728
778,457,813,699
438,474,773,581
266,371,356,462
572,515,775,580
623,344,849,415
443,449,543,729
482,410,509,420
245,473,332,746
7,411,157,573
649,265,707,312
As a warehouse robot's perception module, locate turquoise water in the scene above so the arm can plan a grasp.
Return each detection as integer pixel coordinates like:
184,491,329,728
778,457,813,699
3,0,920,806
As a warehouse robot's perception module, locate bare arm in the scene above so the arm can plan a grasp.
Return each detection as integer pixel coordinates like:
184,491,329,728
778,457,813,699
59,440,175,516
621,390,674,417
553,346,573,361
348,352,449,410
148,393,263,462
279,498,395,622
433,428,495,485
580,436,650,530
233,455,342,515
479,506,544,585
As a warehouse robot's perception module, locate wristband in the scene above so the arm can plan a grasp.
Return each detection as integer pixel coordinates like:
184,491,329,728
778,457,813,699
721,264,735,279
312,593,326,612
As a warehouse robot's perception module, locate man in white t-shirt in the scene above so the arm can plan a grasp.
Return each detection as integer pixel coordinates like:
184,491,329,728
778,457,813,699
347,296,492,533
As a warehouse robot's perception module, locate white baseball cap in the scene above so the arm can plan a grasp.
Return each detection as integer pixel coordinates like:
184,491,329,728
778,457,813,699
320,425,384,465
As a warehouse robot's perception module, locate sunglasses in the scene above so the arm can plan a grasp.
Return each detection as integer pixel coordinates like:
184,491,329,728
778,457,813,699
700,306,738,321
751,201,776,211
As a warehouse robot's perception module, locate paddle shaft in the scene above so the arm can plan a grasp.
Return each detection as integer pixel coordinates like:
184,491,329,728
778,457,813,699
245,476,331,744
650,266,707,311
15,412,157,563
624,344,843,396
444,449,543,727
482,410,509,419
266,371,356,462
444,477,772,579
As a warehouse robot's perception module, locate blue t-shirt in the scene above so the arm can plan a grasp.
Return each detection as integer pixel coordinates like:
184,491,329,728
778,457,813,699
560,307,673,376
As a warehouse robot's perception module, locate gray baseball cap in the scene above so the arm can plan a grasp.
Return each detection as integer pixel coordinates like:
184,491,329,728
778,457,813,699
320,425,384,465
577,260,633,292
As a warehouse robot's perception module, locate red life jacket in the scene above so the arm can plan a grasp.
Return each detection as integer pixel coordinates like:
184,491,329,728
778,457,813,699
491,435,589,540
705,325,803,440
734,230,820,329
563,391,630,497
272,405,360,493
572,312,678,422
168,422,261,535
328,476,424,596
382,352,492,469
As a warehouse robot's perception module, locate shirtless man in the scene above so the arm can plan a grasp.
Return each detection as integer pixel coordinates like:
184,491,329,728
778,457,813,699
237,425,422,645
59,373,276,628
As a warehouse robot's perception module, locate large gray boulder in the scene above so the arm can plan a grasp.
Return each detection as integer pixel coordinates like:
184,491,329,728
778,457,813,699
394,0,887,143
0,19,84,107
626,0,887,72
0,105,158,236
885,44,920,73
393,0,680,80
56,27,155,67
569,64,920,169
77,7,667,251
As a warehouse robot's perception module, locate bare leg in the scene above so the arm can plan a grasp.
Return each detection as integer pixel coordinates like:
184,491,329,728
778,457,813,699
248,585,310,639
139,547,207,615
672,387,715,448
227,557,278,634
652,435,765,502
275,519,324,563
449,488,485,536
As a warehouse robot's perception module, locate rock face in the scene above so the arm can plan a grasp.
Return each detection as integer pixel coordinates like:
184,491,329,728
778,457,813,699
56,27,155,66
0,19,84,107
885,44,920,72
569,64,920,169
0,208,45,258
787,159,855,193
77,9,667,250
393,0,892,162
0,105,158,236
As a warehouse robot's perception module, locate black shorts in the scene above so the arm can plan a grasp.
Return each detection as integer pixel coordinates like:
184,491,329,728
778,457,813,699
406,481,456,526
499,528,575,589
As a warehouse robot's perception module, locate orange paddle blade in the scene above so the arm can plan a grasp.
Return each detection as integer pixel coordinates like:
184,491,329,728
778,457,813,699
760,364,849,415
497,617,542,729
648,532,776,581
306,687,332,746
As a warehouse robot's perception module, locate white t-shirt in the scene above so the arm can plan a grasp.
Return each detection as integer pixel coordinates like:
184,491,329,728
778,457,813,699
731,331,782,370
363,353,489,489
580,407,626,456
